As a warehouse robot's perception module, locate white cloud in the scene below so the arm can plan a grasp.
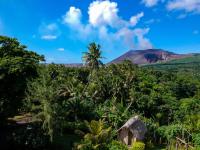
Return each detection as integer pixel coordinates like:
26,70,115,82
88,0,119,27
117,28,153,49
88,0,144,28
142,0,200,16
40,23,59,34
142,0,160,7
57,48,65,51
41,35,57,40
63,7,93,40
63,6,82,25
167,0,200,13
116,28,136,48
130,12,144,26
39,23,61,40
134,28,153,49
62,0,152,51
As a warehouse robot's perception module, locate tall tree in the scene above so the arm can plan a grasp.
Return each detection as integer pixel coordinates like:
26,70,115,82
82,43,103,70
0,36,44,120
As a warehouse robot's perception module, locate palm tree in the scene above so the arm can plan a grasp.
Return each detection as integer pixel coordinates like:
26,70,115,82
82,43,103,70
77,120,112,150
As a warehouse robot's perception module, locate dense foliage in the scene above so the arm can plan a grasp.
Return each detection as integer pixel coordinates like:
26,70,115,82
0,36,200,150
0,36,44,121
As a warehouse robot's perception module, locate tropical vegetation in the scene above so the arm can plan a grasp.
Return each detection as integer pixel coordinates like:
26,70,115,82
0,35,200,150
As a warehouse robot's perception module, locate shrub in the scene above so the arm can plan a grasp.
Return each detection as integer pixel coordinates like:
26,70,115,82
108,140,128,150
130,141,145,150
145,141,155,149
193,133,200,148
75,120,112,150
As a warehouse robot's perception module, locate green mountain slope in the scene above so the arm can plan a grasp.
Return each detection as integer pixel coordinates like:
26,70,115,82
143,54,200,72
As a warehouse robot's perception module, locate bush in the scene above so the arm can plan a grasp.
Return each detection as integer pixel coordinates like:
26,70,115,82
75,120,112,150
130,141,145,150
2,123,50,149
145,141,155,149
108,140,128,150
193,133,200,148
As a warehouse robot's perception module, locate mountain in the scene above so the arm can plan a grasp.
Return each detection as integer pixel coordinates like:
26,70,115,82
109,49,193,65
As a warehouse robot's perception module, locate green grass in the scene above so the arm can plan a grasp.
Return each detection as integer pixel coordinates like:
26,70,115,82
165,54,200,64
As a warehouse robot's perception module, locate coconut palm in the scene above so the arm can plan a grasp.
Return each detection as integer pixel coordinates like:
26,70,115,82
82,43,103,70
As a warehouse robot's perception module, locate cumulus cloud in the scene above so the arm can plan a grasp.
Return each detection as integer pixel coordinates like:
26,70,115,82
142,0,160,7
39,23,61,40
62,0,153,50
88,0,119,27
63,6,93,39
63,7,82,25
167,0,200,13
88,0,143,28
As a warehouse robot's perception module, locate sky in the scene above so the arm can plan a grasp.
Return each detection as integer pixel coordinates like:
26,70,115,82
0,0,200,63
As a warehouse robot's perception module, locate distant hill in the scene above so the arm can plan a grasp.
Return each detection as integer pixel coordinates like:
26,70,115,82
64,63,83,68
143,54,200,72
109,49,193,65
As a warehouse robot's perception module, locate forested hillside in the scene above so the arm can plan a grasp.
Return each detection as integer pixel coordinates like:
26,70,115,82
144,55,200,73
0,36,200,150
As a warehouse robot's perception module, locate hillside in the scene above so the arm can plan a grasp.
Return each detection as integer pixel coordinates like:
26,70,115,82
144,54,200,72
109,49,192,65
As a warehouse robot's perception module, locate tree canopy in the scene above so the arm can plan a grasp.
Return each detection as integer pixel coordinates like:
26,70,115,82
82,42,103,70
0,36,199,150
0,36,44,119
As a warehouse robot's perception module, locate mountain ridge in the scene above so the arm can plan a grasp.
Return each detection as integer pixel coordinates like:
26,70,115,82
62,49,199,67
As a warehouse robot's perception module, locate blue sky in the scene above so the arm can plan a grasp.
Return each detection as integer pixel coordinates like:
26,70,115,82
0,0,200,63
